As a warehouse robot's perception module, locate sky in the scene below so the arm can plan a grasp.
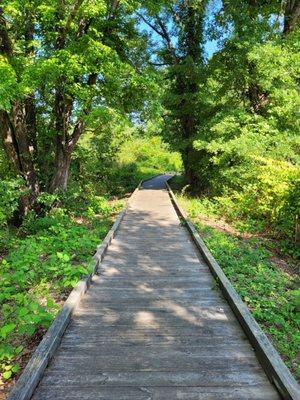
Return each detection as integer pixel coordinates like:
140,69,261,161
204,0,223,59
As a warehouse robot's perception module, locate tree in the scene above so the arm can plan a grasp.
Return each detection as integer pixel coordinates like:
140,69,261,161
0,6,40,216
0,0,152,219
188,0,300,238
139,0,207,187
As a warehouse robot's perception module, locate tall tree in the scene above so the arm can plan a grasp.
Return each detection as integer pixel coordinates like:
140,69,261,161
139,0,207,186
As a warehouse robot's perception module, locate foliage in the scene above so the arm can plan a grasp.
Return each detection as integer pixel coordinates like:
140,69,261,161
69,117,182,196
0,194,123,384
0,179,24,228
0,179,25,251
192,23,300,247
192,47,300,245
0,0,157,201
111,135,182,194
177,193,300,378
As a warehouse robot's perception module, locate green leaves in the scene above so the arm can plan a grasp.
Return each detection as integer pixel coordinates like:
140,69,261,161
0,324,16,339
56,252,70,262
0,57,18,110
181,196,299,378
1,362,20,380
0,183,126,380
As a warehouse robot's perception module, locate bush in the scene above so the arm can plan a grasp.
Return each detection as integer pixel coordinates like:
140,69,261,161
0,201,120,382
112,135,182,193
0,179,24,227
0,179,25,252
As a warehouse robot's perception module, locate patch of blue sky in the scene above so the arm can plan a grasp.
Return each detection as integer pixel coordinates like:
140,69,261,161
136,0,232,63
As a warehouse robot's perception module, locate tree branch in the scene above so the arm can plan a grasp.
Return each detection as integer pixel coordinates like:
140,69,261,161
136,11,166,39
56,0,85,48
155,14,179,64
68,73,98,149
65,0,85,33
150,61,169,66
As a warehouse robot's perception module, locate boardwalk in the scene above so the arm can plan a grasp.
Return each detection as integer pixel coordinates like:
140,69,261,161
32,175,280,399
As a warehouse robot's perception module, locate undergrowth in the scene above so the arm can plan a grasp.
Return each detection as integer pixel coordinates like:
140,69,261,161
173,182,300,380
108,135,182,195
0,197,123,388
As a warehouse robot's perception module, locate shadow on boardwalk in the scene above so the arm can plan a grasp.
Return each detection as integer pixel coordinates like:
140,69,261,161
31,176,280,400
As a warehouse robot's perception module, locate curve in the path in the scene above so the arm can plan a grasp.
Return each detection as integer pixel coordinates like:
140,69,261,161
141,174,173,189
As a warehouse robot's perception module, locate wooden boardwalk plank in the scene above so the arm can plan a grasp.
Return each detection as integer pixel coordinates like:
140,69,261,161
30,386,279,400
31,175,281,400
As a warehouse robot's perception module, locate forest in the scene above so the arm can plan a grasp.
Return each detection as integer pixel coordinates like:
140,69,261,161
0,0,299,394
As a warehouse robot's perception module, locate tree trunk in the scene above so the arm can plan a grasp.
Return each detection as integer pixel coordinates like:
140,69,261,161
184,161,198,187
0,107,40,222
247,62,269,114
283,0,300,35
182,144,198,188
1,8,40,220
50,143,72,192
49,116,86,192
24,15,38,160
12,102,40,195
50,74,96,192
0,110,22,171
176,5,203,189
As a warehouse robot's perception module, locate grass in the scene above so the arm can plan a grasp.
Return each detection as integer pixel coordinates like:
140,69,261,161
170,178,300,380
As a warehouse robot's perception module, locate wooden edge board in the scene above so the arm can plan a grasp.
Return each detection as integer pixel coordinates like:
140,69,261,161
7,188,137,400
166,182,300,400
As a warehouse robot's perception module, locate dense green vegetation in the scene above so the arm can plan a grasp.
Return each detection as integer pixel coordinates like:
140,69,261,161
174,187,299,378
0,0,299,390
0,133,180,388
113,135,182,193
0,201,120,382
140,1,300,251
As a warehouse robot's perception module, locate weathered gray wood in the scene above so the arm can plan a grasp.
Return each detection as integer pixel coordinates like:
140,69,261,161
44,355,260,373
36,369,272,387
57,342,254,355
64,325,247,339
31,385,280,400
14,174,289,400
166,182,300,400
